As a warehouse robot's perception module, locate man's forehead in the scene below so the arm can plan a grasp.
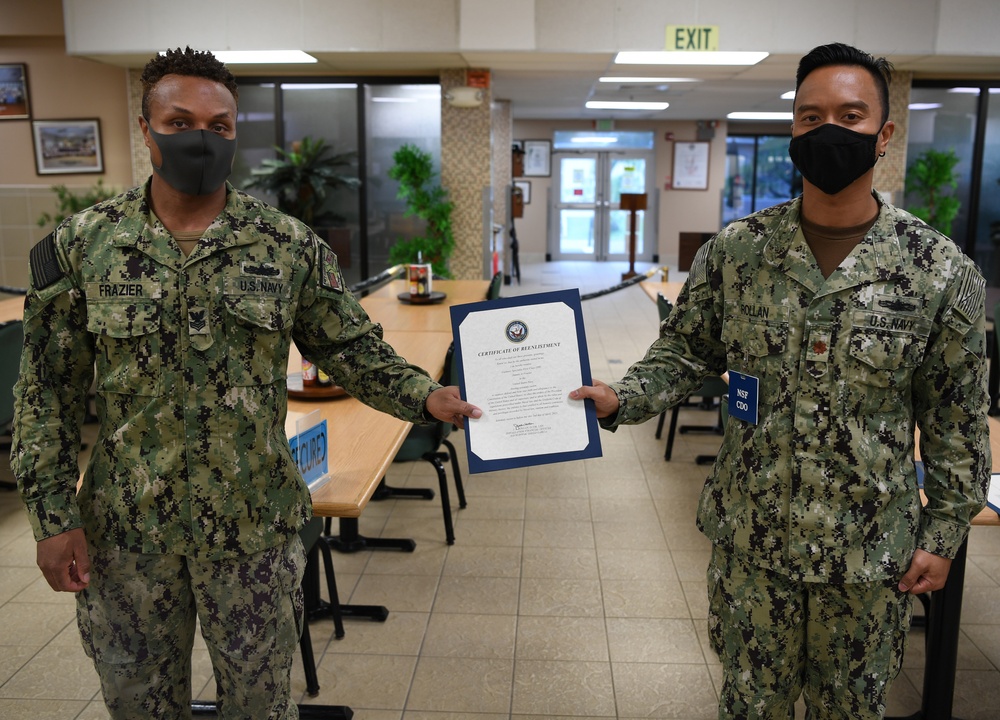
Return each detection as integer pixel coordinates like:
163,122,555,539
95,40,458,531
148,75,236,110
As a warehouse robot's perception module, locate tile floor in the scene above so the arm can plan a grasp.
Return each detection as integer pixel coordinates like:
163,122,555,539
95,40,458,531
1,260,999,719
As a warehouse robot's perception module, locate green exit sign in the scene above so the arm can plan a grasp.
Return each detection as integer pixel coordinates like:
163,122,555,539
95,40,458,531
666,25,719,51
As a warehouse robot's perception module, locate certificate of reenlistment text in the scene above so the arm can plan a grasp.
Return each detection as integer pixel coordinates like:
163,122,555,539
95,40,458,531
450,289,603,473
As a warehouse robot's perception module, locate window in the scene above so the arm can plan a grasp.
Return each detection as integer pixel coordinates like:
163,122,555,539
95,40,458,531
722,135,798,225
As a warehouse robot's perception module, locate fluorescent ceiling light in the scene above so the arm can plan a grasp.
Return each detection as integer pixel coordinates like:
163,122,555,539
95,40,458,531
210,50,317,64
586,100,669,110
571,136,618,143
371,97,418,103
727,111,793,121
780,90,795,100
280,83,356,90
615,51,768,66
598,76,699,83
909,102,942,110
948,87,1000,94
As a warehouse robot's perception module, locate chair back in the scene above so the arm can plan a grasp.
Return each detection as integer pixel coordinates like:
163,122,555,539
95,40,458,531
486,271,503,300
0,320,24,427
656,293,673,323
994,301,1000,363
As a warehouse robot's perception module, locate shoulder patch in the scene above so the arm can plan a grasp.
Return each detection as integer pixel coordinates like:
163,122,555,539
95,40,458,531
689,238,714,289
952,262,986,327
29,233,64,290
320,245,344,293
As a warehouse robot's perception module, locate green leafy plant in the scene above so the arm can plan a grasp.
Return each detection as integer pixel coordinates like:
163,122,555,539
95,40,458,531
245,136,360,228
37,180,118,229
905,148,961,237
387,144,455,277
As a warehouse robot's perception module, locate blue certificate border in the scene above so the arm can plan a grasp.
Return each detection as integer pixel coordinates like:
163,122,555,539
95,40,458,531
450,289,602,474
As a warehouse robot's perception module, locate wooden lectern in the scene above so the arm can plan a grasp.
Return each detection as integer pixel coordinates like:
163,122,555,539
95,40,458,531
619,192,647,280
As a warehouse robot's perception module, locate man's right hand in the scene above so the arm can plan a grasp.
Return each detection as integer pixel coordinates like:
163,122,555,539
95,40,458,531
36,527,91,592
569,379,620,419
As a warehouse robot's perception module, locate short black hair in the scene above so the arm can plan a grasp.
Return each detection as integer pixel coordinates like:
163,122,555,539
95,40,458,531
795,42,893,125
140,47,239,120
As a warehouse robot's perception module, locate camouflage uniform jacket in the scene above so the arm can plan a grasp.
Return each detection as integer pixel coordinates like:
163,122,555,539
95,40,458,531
607,194,990,583
12,181,441,560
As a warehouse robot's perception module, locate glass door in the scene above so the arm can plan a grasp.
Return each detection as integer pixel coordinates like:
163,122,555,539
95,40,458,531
550,151,654,261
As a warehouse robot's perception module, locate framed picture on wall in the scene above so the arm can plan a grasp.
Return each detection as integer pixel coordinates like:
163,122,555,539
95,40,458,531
32,119,104,175
522,139,551,177
671,140,710,190
514,179,531,204
0,63,31,120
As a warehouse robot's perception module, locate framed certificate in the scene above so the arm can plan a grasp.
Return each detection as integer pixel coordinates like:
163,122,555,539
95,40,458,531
450,289,602,473
672,140,710,190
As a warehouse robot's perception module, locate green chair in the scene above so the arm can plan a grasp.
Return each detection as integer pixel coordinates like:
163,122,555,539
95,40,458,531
296,516,345,697
392,343,466,544
0,320,23,490
486,271,503,300
651,296,727,464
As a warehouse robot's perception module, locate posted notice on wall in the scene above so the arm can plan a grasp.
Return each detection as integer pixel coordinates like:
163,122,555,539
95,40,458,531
450,289,602,474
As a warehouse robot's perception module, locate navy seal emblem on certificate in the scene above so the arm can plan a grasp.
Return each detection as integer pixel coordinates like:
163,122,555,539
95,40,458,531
451,289,602,473
505,319,528,343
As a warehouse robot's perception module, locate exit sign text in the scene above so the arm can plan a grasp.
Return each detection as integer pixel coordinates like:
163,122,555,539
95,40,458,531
666,25,719,52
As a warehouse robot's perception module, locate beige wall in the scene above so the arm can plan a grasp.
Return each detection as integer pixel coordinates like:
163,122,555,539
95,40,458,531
0,1,133,288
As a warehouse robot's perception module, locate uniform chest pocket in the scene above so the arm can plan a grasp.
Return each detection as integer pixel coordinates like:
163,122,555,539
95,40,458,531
223,295,291,386
86,299,161,396
724,317,787,372
841,319,927,415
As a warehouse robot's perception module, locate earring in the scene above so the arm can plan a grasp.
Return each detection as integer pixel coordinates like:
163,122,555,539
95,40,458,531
878,151,886,157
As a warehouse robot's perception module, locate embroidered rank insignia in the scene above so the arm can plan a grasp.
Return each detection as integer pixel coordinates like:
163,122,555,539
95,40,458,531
29,233,64,290
188,307,210,334
320,246,343,293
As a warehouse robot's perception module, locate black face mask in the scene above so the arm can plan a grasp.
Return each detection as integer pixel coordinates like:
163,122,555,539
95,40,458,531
148,128,237,196
788,123,882,195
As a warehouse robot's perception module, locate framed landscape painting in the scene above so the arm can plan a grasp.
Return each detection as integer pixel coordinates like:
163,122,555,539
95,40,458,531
32,119,104,175
0,63,30,119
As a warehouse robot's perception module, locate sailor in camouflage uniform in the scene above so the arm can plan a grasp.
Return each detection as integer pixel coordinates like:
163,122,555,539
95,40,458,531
572,44,990,718
11,48,480,720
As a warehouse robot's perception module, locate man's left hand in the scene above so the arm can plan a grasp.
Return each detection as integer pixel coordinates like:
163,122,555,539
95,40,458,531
426,386,482,428
898,548,952,594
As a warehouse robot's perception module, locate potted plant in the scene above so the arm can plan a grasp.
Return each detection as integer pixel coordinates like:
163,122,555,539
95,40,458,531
387,144,455,278
905,148,962,237
245,136,360,229
37,179,118,230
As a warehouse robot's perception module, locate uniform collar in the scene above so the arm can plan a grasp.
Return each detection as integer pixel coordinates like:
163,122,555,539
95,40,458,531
761,191,905,297
112,179,261,267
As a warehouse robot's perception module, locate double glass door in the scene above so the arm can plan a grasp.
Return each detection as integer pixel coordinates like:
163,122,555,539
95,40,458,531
550,151,654,261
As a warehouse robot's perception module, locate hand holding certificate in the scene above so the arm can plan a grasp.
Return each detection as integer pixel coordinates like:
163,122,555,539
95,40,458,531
450,290,602,473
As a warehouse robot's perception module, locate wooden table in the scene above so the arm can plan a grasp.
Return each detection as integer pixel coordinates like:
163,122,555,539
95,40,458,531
360,279,492,333
639,278,686,306
0,295,25,324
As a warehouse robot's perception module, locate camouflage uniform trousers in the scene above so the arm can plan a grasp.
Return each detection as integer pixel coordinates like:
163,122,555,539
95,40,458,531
76,534,306,720
707,544,913,719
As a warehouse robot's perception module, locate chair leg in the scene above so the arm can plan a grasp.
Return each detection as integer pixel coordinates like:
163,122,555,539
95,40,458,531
654,411,666,440
299,620,321,697
425,452,455,545
316,538,346,639
441,437,466,509
664,406,680,461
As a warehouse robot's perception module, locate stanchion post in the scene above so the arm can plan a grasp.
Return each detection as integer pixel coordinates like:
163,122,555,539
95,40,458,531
619,193,647,281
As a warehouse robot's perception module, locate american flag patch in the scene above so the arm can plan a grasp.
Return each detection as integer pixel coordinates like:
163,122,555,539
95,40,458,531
953,265,985,325
320,246,343,292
